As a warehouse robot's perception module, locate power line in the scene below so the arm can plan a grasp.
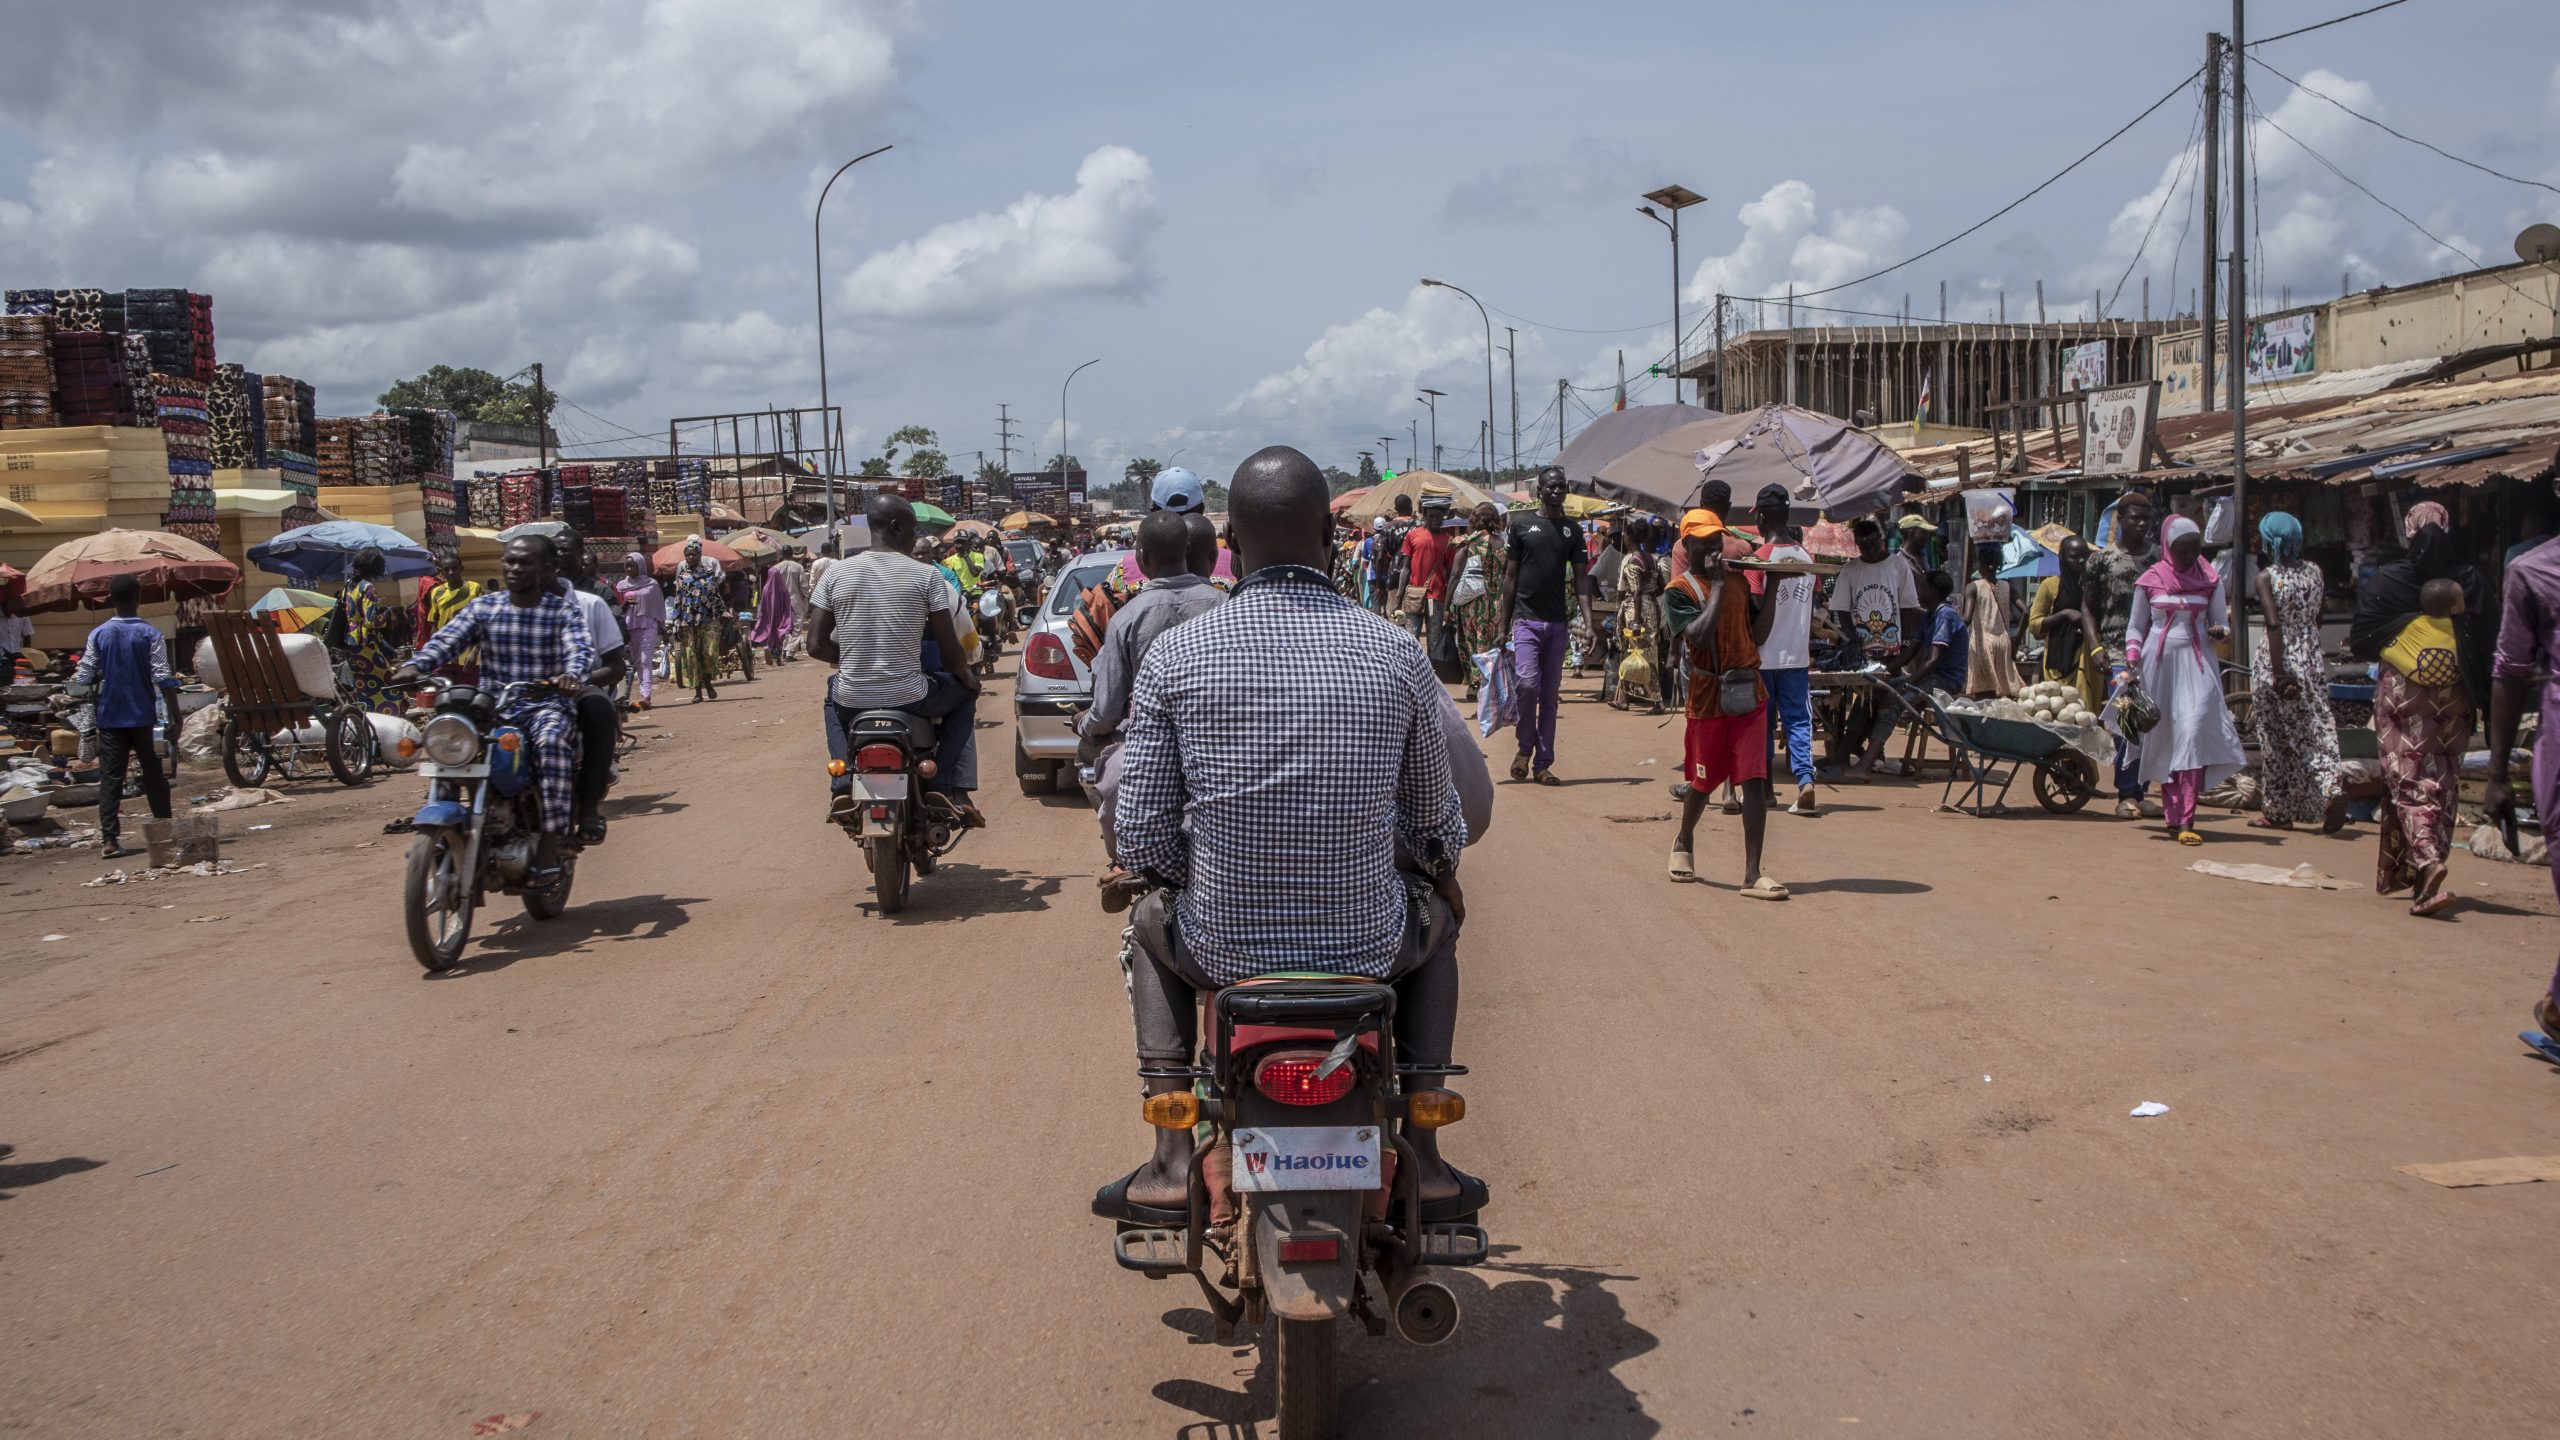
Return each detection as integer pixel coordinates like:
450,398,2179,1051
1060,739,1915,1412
1485,304,1665,337
2249,0,2411,48
2108,79,2209,316
2248,54,2560,197
1723,64,2202,306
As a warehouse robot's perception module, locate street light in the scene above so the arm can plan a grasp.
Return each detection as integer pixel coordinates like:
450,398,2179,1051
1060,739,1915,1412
1061,357,1100,500
813,143,893,529
1420,278,1497,484
1639,184,1706,407
1378,435,1395,472
1417,389,1443,471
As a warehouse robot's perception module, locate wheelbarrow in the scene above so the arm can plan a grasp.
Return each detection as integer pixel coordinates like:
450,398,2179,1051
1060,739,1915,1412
1902,685,2099,817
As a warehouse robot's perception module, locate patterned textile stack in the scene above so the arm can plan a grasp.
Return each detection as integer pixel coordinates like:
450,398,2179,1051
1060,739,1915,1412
121,333,159,427
589,483,629,537
646,457,681,515
315,416,400,485
48,330,141,425
384,407,456,477
497,470,542,528
123,289,212,383
419,471,457,551
314,417,352,485
155,374,218,544
208,363,257,468
272,446,322,528
611,458,654,543
0,314,56,429
558,463,595,534
260,374,315,455
3,289,52,316
675,459,709,515
466,476,502,527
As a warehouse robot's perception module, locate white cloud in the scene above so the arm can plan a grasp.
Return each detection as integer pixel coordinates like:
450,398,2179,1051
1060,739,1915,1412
1680,181,1910,310
837,146,1162,324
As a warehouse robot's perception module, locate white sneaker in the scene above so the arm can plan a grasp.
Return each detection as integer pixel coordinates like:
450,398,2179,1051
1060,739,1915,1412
2114,799,2141,819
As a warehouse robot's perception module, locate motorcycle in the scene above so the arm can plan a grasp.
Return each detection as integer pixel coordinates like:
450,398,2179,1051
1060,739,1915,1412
827,708,969,915
1109,966,1487,1440
398,677,593,972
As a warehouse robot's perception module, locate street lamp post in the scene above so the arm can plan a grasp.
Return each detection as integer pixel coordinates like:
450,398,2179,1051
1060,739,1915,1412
813,144,893,529
1378,435,1395,472
1421,278,1497,484
1639,184,1706,407
1417,390,1443,471
1061,357,1100,502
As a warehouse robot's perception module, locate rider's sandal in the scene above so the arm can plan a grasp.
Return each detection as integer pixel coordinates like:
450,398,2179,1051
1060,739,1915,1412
1091,1169,1189,1227
1418,1167,1490,1224
578,816,608,845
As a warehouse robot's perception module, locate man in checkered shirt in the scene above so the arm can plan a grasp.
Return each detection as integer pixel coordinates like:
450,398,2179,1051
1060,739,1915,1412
1096,445,1479,1221
394,537,597,880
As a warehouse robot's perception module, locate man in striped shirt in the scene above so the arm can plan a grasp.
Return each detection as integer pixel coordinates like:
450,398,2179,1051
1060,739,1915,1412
808,494,983,826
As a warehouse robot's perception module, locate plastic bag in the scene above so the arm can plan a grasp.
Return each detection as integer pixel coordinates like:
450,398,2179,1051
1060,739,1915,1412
1428,615,1467,684
1450,553,1487,608
1474,648,1515,737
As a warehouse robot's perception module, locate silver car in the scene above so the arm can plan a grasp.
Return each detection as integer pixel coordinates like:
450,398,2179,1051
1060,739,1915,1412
1012,548,1128,796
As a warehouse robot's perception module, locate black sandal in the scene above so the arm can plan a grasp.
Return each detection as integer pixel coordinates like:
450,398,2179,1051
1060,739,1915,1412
1091,1169,1188,1226
1419,1166,1491,1224
577,815,607,846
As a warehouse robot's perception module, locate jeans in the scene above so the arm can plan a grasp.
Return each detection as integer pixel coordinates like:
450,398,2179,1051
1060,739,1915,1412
1763,667,1815,787
1511,616,1569,768
95,724,171,846
823,672,979,797
1126,887,1459,1066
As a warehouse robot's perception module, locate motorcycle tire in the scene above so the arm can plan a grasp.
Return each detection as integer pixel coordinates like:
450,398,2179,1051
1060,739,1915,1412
736,641,756,684
523,854,576,920
1273,1317,1337,1440
220,717,271,789
403,831,475,972
324,705,375,786
869,837,910,915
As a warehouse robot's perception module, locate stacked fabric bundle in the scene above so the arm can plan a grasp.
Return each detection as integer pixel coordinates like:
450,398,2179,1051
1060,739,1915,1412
123,289,215,382
498,470,541,528
384,406,456,477
64,289,113,334
558,464,595,534
589,483,630,537
155,374,219,544
466,475,503,527
48,330,140,425
419,473,456,550
121,333,159,426
208,363,255,468
4,289,52,316
314,416,400,485
674,459,709,515
260,374,315,454
0,314,57,429
646,458,682,515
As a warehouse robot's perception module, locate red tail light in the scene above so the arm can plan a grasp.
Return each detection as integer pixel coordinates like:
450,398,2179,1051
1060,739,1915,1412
1024,632,1077,680
1253,1049,1357,1106
1277,1238,1340,1263
854,743,905,772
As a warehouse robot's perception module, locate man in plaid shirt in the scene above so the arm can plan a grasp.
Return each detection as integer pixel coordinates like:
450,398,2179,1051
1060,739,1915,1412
393,537,597,878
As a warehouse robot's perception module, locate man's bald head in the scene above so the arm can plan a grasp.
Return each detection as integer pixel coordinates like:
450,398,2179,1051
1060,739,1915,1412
1227,445,1331,576
1182,512,1219,578
866,492,916,553
1135,510,1191,580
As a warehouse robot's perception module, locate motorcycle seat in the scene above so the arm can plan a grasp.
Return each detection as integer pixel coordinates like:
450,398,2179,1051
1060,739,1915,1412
850,709,937,748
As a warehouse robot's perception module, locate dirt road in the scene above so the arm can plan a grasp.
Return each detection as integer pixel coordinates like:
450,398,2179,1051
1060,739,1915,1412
6,655,2557,1436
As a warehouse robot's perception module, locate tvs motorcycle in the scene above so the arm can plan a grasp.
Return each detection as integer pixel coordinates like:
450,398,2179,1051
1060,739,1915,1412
828,709,969,915
1108,970,1486,1440
398,677,594,972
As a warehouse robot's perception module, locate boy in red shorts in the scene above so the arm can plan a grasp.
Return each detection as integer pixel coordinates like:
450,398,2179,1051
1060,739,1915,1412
1665,510,1787,898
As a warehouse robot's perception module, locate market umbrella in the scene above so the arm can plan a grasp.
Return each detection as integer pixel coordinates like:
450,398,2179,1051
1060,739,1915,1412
909,501,956,528
21,527,240,613
703,501,749,527
1328,486,1373,514
1591,404,1921,522
1552,402,1723,493
1341,471,1499,525
494,519,576,545
250,519,436,584
722,524,806,559
1508,491,1617,520
0,495,41,531
652,538,744,577
999,510,1056,531
1995,523,2063,581
247,586,334,634
946,518,997,540
0,562,21,607
796,518,873,554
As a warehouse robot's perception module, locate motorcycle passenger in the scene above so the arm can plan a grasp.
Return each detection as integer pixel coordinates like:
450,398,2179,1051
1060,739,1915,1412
1078,511,1225,881
1097,444,1480,1220
390,535,598,885
551,538,628,846
940,533,988,605
807,493,985,828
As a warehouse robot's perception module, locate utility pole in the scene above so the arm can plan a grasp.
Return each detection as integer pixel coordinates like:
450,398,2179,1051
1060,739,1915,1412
996,403,1020,474
531,361,548,469
1418,389,1443,467
1713,293,1727,410
1504,326,1520,479
2227,0,2253,672
1379,435,1395,472
2201,29,2225,413
1478,420,1490,481
1409,419,1419,472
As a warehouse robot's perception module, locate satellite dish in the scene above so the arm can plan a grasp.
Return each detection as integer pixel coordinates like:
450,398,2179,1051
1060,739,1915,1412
2516,223,2560,264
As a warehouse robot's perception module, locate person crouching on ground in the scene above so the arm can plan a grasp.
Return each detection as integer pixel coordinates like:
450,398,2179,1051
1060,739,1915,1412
1666,514,1786,899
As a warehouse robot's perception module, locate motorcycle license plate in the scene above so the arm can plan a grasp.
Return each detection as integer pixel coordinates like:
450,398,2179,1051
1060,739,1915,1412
1230,1126,1381,1193
851,774,907,805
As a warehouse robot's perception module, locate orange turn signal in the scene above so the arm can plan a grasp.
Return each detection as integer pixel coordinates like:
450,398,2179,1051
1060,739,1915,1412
1406,1089,1465,1129
1142,1092,1201,1129
396,737,420,759
827,759,848,777
496,732,521,753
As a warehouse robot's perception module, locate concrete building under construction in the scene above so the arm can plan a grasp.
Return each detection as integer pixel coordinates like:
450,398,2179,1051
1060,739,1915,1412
1680,319,2175,432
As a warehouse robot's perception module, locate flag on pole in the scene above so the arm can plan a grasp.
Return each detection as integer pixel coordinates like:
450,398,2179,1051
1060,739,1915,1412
1914,367,1934,429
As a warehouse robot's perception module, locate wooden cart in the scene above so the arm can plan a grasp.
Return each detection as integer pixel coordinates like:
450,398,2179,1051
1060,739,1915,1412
200,610,376,787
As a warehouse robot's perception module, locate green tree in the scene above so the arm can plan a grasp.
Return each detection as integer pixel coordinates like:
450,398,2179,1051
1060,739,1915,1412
975,457,1010,486
880,425,945,479
1044,453,1083,474
857,455,893,477
1355,451,1380,486
377,365,554,425
1124,456,1162,487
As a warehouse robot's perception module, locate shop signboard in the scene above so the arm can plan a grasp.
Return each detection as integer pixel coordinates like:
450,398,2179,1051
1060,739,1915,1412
2246,312,2317,386
2062,341,2110,393
2082,381,2159,477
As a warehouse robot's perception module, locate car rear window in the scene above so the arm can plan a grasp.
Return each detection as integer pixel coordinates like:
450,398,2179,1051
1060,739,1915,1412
1049,561,1119,615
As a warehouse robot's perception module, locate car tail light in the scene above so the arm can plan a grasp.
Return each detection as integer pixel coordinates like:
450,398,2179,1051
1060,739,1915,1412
1253,1049,1357,1107
1277,1239,1339,1263
1024,632,1077,680
854,743,904,772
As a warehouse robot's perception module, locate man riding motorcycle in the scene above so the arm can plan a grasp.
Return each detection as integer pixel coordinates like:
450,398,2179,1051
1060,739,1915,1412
1095,444,1486,1221
390,535,598,885
551,538,628,845
807,493,985,827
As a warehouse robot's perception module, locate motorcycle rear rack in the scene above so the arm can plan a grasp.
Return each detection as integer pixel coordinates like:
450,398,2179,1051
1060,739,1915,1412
1112,1226,1189,1276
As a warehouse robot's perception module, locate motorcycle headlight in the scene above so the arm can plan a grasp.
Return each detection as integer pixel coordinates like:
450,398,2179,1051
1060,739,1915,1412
421,714,481,766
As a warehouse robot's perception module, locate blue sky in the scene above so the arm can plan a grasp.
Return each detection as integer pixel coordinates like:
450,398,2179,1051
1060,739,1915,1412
3,0,2554,484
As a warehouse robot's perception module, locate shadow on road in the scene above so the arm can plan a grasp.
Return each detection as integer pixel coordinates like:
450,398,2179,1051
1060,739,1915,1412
605,790,688,819
876,863,1063,923
0,1143,108,1199
438,892,708,974
1152,1254,1659,1438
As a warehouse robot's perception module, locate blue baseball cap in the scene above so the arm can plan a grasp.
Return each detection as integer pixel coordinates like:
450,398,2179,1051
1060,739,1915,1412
1151,467,1204,513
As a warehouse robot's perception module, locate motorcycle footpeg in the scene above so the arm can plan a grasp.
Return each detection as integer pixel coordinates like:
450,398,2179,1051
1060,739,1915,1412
1416,1223,1490,1267
1112,1226,1189,1276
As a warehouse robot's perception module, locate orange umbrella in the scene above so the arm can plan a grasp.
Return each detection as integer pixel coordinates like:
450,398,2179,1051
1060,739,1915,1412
20,528,240,613
1329,486,1373,513
652,538,744,576
0,563,21,607
947,518,997,540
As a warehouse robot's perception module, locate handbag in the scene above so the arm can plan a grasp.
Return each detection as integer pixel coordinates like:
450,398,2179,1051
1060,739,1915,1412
1680,574,1761,715
1450,552,1487,607
1427,613,1467,684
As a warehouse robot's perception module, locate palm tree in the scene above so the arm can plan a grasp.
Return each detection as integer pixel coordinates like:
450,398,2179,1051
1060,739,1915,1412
1125,456,1163,486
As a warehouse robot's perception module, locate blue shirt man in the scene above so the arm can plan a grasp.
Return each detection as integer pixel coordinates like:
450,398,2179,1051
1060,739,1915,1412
70,576,181,857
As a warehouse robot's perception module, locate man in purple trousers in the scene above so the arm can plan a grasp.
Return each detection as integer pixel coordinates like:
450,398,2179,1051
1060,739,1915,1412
2484,526,2560,1050
1497,466,1596,784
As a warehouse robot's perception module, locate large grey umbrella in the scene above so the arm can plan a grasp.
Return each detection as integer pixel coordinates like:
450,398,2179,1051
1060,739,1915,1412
1553,402,1722,492
1590,404,1920,521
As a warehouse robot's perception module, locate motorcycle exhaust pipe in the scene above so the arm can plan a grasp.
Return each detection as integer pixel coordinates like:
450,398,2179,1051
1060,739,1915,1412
1390,1275,1460,1346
